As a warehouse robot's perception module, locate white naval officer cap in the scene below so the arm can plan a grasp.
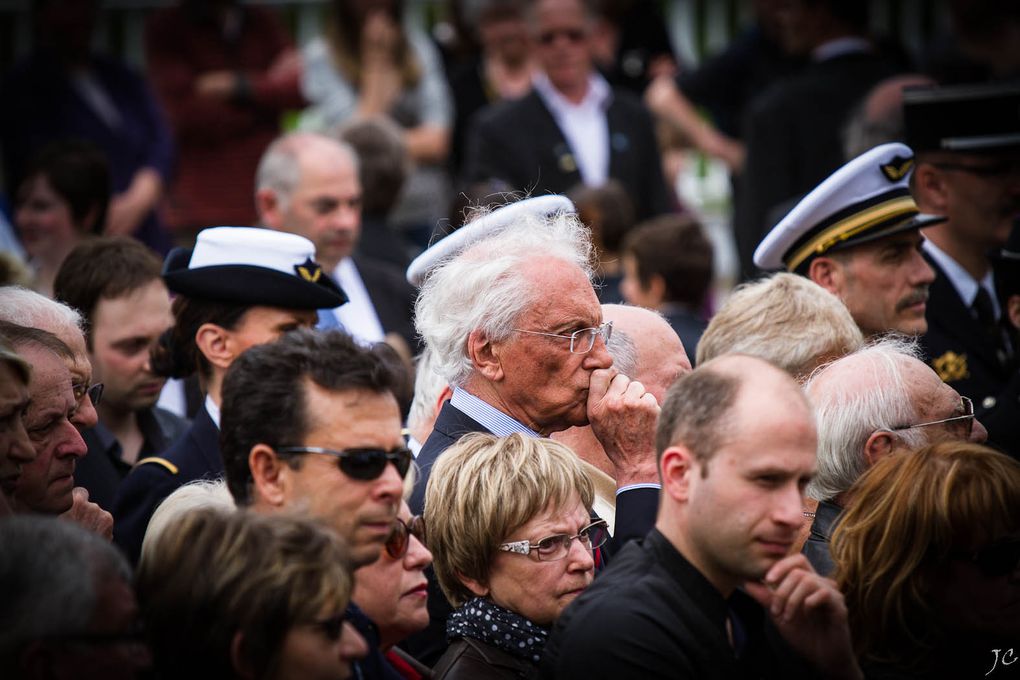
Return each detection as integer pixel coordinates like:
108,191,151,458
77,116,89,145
754,142,946,274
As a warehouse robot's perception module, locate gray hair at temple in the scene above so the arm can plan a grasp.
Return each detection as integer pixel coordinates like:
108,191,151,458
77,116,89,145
255,132,360,212
802,336,927,502
407,347,448,437
0,515,131,661
697,273,864,380
415,209,595,387
605,324,637,378
0,286,84,334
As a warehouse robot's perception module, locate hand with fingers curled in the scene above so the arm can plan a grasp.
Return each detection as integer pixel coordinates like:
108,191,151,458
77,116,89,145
744,554,862,680
59,486,114,540
586,368,661,488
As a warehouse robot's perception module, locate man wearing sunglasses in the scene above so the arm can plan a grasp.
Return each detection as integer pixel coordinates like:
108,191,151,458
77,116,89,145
906,81,1020,450
220,328,407,680
801,337,988,576
463,0,670,221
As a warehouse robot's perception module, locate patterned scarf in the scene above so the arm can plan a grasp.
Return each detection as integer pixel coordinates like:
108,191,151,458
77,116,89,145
446,596,550,665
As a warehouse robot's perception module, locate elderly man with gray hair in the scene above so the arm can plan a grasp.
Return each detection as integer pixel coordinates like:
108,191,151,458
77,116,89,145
801,337,989,575
407,197,661,663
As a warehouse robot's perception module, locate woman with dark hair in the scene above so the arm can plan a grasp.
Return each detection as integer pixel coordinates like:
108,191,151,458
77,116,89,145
112,226,346,565
300,0,452,247
137,507,368,679
831,441,1020,679
14,139,111,297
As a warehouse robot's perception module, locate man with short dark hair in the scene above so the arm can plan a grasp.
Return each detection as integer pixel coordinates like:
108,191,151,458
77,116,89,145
54,237,187,511
544,355,860,679
620,216,713,358
219,328,407,680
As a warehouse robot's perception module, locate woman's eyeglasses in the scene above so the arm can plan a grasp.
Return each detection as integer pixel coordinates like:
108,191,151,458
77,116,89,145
385,515,427,560
499,519,609,562
276,446,413,481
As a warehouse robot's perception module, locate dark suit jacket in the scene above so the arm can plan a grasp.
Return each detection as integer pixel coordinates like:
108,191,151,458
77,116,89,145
405,401,658,665
352,254,420,353
734,51,900,278
112,405,222,565
920,255,1015,449
463,88,672,220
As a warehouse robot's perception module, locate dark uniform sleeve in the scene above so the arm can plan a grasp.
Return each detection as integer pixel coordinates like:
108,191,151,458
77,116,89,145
112,461,180,565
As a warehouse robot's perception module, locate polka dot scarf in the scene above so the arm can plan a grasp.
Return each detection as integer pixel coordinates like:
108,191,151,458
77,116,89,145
446,596,550,664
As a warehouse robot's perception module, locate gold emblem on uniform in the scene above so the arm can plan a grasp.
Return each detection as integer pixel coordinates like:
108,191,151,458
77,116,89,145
295,258,322,283
932,351,968,382
880,155,914,182
558,152,577,174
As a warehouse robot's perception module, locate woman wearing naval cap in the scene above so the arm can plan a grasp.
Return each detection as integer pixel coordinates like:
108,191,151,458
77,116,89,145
111,226,347,564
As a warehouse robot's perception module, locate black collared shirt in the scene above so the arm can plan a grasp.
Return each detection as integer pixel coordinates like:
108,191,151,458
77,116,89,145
542,528,821,679
78,407,189,511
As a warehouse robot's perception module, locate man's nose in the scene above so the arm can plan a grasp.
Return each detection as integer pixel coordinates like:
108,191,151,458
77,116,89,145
909,249,936,286
584,335,613,370
969,417,989,444
59,420,89,459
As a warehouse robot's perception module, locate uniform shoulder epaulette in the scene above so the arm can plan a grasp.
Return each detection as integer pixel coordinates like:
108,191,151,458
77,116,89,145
135,457,179,475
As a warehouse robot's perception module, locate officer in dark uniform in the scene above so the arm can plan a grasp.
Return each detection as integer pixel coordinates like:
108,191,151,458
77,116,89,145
986,230,1020,458
905,81,1020,451
112,226,346,564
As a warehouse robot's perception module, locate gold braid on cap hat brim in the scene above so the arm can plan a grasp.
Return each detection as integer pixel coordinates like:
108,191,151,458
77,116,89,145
785,195,919,272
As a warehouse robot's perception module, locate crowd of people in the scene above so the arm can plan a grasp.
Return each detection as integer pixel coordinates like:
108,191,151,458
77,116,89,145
0,0,1019,678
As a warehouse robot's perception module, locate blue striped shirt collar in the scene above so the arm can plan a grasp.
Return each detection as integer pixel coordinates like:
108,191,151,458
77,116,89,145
450,388,541,439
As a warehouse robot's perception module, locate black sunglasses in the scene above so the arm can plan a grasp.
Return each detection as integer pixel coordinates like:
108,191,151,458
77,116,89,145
385,515,426,560
277,446,413,481
953,537,1020,578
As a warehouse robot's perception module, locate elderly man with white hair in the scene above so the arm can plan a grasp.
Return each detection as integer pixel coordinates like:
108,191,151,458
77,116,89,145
406,197,661,663
801,336,988,575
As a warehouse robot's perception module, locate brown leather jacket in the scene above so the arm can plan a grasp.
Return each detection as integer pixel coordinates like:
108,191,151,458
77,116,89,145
431,637,539,680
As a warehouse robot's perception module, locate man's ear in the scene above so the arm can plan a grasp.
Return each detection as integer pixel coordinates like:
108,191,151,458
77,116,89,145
807,256,843,296
195,322,235,372
911,161,950,215
467,329,504,382
863,430,896,467
660,445,696,502
255,187,283,229
249,444,289,507
1007,294,1020,331
435,384,454,412
645,273,668,307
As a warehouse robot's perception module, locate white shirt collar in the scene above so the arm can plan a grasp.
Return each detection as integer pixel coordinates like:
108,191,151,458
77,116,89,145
204,394,221,429
532,71,612,115
450,387,541,438
923,239,1000,318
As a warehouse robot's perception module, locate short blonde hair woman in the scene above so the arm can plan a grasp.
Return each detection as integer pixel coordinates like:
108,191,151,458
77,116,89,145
137,508,367,680
831,441,1020,678
425,432,605,678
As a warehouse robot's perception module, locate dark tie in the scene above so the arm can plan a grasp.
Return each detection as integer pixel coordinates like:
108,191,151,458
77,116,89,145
972,287,1006,362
